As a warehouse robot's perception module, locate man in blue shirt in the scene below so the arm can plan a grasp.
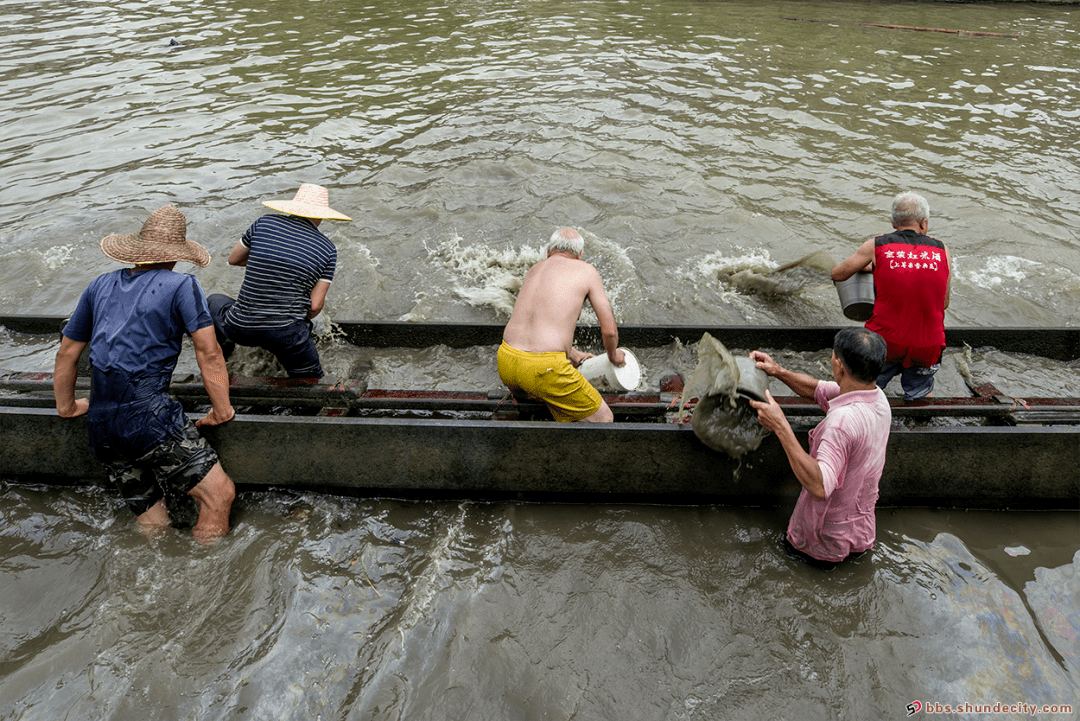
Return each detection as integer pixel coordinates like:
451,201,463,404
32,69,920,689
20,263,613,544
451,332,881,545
208,184,351,379
54,205,236,540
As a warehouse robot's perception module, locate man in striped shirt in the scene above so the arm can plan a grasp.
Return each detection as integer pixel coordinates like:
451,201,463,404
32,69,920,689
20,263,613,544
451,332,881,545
209,184,351,379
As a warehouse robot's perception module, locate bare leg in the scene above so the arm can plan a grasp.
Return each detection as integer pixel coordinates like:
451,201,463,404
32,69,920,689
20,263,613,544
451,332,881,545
136,500,170,538
188,462,235,541
578,399,614,423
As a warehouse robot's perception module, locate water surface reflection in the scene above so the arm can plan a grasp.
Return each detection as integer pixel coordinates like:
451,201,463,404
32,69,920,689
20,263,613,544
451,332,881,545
0,486,1076,718
1,1,1078,717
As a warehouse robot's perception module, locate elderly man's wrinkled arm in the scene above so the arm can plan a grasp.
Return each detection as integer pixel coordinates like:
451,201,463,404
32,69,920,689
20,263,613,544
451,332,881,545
191,326,235,427
831,238,875,282
227,241,250,267
53,336,89,418
587,273,625,367
308,280,331,319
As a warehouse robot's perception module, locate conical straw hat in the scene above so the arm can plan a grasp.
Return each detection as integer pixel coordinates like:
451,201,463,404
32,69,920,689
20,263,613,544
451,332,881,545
99,205,210,268
261,183,352,221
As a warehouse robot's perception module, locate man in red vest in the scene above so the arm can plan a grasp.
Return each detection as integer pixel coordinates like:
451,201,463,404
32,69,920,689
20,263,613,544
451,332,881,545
831,192,952,400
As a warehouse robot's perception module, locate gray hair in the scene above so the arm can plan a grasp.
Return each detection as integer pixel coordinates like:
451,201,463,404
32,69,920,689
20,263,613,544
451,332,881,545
891,191,930,227
548,227,584,255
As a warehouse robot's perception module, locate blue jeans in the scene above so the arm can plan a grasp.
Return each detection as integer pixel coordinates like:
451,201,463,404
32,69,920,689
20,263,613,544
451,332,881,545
207,294,323,379
877,361,938,401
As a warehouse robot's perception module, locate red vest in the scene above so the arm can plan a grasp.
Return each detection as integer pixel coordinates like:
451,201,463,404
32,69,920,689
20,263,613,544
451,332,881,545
865,230,949,358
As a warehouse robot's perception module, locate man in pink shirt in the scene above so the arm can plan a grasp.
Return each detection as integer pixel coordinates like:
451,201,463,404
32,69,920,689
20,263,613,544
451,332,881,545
748,327,891,569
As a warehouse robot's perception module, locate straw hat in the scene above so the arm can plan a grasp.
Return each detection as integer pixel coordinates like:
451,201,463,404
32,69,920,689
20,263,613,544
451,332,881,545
99,205,210,268
261,183,352,221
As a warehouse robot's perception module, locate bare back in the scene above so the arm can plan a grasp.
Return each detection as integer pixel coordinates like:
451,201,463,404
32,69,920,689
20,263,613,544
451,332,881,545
502,253,614,355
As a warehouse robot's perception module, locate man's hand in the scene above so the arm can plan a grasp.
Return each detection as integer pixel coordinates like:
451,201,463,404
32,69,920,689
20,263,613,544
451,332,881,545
609,348,626,367
57,397,89,418
195,406,235,428
750,350,821,400
748,390,788,434
750,350,783,378
568,348,593,367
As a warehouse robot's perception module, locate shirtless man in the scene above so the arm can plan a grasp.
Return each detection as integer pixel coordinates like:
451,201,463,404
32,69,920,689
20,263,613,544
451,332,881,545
499,227,625,422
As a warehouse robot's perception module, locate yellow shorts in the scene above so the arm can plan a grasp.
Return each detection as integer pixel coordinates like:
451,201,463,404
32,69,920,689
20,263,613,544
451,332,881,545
497,342,603,422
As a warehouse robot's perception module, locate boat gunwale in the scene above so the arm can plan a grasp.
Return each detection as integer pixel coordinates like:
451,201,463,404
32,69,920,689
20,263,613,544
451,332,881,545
2,315,1078,360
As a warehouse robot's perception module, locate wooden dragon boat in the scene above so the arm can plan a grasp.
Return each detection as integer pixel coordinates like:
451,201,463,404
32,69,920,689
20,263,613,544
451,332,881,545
1,316,1077,509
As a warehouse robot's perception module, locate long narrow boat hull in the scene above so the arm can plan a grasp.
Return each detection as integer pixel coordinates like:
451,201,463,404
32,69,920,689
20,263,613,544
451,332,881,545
2,317,1077,509
2,407,1076,509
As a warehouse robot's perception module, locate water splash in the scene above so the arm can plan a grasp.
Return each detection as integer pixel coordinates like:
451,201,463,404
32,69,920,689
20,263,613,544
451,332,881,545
415,230,645,324
682,248,834,298
422,233,542,318
726,251,836,296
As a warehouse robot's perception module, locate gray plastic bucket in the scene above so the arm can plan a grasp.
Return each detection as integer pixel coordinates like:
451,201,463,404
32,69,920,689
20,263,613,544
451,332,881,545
734,356,770,402
834,272,874,321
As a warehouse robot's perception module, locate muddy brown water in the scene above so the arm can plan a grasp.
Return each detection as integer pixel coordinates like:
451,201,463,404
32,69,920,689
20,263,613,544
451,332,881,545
1,0,1078,717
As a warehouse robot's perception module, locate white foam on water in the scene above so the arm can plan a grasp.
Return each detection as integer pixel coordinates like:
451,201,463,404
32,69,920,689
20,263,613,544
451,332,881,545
672,247,778,318
684,246,776,285
960,255,1041,287
41,244,76,270
411,230,646,324
676,247,835,323
684,247,821,291
579,229,645,324
946,253,1080,325
419,232,543,318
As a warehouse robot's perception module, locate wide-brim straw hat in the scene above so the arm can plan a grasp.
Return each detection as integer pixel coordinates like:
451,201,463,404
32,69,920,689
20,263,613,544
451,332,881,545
99,205,210,268
261,183,352,221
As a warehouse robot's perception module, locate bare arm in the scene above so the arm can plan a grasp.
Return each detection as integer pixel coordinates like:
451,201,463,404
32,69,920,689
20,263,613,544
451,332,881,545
586,273,625,366
227,241,250,267
53,336,89,418
191,326,235,427
749,390,826,500
308,280,331,319
750,351,820,400
831,238,875,281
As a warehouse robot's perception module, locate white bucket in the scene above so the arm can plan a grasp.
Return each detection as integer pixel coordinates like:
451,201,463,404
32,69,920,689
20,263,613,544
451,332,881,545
576,348,641,391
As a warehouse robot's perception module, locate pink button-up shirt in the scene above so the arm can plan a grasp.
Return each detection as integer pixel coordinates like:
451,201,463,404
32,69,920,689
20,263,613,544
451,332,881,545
786,381,892,562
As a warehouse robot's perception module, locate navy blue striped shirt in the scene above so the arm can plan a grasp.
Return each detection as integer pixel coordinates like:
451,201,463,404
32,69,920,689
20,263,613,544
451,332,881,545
224,214,337,330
